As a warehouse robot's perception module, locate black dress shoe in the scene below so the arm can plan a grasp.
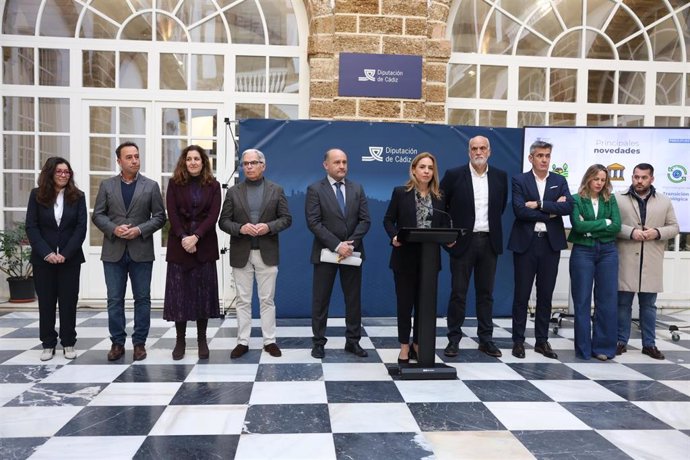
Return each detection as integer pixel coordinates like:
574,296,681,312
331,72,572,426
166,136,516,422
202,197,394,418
534,341,558,359
230,344,249,359
512,342,525,359
344,342,368,357
311,344,325,359
478,341,502,357
397,355,409,364
444,341,459,357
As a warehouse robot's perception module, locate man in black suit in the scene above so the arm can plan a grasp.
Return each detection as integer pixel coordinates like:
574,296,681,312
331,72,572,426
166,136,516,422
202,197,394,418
440,135,508,358
508,140,572,359
306,148,371,359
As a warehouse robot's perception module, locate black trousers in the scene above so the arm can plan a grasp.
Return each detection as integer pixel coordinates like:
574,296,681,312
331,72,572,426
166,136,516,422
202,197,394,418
33,262,81,349
311,262,362,346
393,270,420,344
446,233,497,344
512,235,560,344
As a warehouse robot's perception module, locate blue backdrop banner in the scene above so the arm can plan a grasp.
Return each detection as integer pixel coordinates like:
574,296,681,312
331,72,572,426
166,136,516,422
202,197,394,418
237,119,523,318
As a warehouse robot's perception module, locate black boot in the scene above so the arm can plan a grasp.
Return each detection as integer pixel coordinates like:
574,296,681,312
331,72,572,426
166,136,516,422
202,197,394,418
173,321,186,360
197,318,209,359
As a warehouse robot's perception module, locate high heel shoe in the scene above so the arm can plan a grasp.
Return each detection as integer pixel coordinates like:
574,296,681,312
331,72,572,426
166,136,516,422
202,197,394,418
397,354,409,364
409,345,418,361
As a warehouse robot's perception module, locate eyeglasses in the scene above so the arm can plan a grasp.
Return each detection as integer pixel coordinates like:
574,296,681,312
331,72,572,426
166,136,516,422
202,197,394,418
242,160,264,167
55,170,71,176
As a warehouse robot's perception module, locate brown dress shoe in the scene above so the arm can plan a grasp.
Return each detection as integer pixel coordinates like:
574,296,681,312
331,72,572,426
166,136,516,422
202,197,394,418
642,346,665,360
230,344,249,359
263,343,282,357
133,344,147,361
534,342,558,359
107,343,125,361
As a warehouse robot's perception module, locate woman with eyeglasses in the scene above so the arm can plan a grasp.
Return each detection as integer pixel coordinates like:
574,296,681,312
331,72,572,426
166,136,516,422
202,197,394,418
25,157,87,361
383,152,450,364
164,145,221,360
569,164,621,361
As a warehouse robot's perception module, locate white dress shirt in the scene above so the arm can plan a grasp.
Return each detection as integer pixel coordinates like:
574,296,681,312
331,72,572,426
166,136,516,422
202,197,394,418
533,171,548,233
470,164,490,232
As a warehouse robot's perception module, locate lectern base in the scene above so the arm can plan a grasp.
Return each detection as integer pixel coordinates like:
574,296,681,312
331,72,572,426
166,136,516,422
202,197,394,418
399,363,457,380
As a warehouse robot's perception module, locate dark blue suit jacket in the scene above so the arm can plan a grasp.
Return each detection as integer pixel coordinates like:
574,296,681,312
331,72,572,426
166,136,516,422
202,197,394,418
25,188,87,266
439,164,508,257
507,171,573,253
305,177,371,264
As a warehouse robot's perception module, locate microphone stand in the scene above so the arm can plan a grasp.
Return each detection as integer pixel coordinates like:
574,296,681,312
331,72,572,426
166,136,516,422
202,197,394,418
219,117,241,319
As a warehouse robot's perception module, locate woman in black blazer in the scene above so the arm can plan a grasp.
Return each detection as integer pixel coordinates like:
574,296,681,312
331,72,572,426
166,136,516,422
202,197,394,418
25,157,87,361
384,152,448,363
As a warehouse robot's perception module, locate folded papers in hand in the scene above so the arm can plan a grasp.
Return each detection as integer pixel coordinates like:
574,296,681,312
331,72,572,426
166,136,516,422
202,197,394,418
320,248,362,266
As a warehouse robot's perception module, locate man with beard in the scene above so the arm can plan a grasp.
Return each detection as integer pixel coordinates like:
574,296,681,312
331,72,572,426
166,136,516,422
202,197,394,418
440,136,508,358
616,163,678,360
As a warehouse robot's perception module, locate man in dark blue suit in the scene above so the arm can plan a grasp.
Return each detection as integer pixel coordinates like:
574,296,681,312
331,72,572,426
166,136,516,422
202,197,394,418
508,140,573,359
440,135,508,358
306,148,371,359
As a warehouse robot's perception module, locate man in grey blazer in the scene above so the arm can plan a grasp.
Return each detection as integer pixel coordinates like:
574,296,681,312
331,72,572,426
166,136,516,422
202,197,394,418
219,148,292,359
306,148,371,359
92,142,166,362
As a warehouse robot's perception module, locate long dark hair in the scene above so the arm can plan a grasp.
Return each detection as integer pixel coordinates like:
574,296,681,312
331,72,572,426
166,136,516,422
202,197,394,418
36,157,83,206
171,145,215,186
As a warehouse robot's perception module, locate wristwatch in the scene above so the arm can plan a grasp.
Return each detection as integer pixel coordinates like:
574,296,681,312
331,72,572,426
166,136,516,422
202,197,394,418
537,200,542,209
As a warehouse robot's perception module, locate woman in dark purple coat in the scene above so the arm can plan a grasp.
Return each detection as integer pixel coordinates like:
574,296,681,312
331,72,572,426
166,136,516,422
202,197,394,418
164,145,221,360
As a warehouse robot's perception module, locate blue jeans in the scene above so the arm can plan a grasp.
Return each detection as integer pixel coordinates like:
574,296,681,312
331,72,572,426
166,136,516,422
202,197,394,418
569,241,618,359
104,251,153,346
618,291,658,348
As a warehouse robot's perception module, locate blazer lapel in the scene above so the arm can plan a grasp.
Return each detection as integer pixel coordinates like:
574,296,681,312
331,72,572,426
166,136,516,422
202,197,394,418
526,173,540,200
322,179,344,219
236,182,251,218
258,181,272,218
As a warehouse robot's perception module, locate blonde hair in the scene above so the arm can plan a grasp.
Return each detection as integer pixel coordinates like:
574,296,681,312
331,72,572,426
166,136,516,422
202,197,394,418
404,152,442,200
578,163,612,201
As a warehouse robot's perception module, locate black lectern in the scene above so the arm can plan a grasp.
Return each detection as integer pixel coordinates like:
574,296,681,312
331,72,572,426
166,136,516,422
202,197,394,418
396,227,462,380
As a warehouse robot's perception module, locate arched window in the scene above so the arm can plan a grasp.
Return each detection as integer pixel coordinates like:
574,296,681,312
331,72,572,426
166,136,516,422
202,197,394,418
447,0,689,128
1,0,308,298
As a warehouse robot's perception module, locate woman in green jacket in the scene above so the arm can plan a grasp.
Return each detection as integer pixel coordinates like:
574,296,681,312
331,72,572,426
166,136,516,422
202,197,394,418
568,164,621,360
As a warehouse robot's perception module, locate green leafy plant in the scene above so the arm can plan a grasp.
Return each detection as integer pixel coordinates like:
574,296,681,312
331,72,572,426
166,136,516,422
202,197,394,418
0,223,33,279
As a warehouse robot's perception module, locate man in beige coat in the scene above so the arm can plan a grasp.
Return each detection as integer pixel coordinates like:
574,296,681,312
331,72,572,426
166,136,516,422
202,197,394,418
616,163,678,360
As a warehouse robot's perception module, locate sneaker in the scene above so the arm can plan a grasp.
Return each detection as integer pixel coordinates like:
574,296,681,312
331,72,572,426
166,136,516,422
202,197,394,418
642,346,665,360
616,343,627,355
263,343,282,357
593,354,608,361
40,348,55,361
63,346,77,359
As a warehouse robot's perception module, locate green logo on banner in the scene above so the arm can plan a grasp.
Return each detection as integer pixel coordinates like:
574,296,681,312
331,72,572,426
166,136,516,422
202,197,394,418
667,165,687,184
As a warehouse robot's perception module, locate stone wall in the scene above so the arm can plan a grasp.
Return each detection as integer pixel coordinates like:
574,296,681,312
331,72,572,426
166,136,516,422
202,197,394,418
306,0,451,124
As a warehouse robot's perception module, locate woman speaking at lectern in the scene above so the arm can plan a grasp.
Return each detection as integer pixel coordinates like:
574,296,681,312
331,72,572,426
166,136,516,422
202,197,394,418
384,152,449,364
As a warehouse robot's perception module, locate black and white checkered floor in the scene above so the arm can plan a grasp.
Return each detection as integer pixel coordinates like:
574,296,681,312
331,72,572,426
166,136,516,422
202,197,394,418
1,308,689,459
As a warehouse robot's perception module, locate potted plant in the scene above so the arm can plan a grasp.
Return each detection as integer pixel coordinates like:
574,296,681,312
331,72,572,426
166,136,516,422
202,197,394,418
0,222,35,302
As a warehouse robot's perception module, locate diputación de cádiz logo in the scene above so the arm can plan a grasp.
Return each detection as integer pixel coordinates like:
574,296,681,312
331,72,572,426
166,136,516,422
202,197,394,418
358,69,376,82
551,163,569,178
362,146,384,162
667,164,687,184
